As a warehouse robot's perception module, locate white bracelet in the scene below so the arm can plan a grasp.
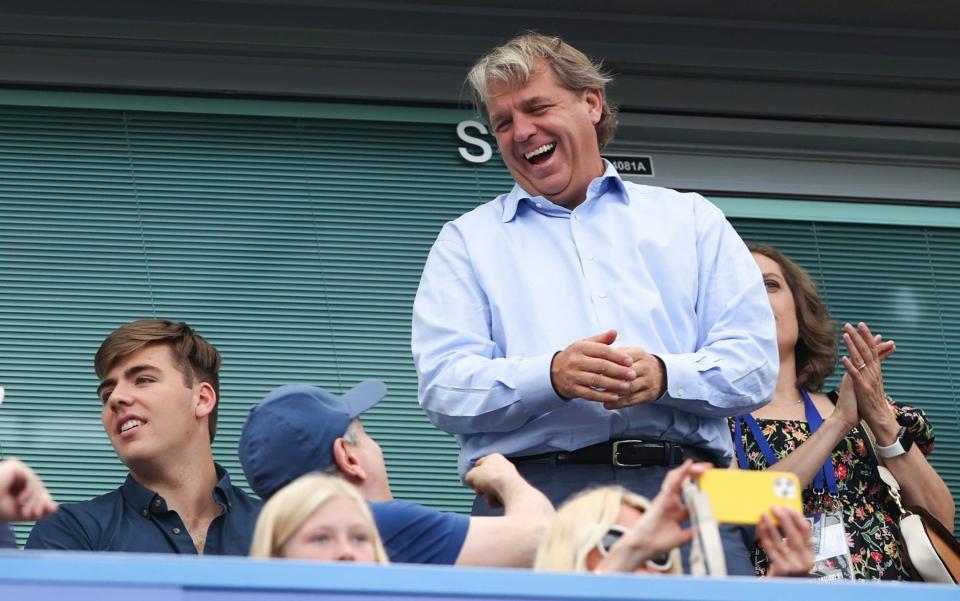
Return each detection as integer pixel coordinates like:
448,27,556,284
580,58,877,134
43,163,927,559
875,431,907,459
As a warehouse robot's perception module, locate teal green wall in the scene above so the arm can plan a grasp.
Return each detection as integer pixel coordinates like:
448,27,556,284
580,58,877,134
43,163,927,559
0,92,956,545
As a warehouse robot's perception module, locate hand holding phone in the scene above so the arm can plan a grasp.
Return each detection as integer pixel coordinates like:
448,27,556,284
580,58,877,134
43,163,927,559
694,469,803,525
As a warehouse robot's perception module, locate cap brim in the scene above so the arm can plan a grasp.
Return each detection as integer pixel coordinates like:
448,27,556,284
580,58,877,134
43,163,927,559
340,379,387,418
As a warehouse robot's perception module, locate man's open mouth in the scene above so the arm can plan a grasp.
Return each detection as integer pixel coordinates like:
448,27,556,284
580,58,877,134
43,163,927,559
524,142,556,165
120,418,143,434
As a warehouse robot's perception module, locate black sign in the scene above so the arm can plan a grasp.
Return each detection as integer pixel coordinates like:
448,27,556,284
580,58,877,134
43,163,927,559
604,155,654,177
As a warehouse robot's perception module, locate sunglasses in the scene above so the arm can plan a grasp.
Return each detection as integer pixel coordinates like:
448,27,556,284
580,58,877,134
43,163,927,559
596,525,674,572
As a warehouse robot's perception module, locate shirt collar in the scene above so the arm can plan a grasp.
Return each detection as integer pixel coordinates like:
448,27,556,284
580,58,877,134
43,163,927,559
212,464,235,510
121,463,235,515
500,160,628,222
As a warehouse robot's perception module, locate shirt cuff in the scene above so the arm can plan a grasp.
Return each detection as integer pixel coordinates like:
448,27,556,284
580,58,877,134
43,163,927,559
514,351,569,414
653,352,706,407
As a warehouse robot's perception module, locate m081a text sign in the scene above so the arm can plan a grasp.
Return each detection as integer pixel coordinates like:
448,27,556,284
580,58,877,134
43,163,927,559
603,155,654,177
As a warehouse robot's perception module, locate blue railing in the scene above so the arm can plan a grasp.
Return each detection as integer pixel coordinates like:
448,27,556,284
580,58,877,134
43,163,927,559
0,552,956,600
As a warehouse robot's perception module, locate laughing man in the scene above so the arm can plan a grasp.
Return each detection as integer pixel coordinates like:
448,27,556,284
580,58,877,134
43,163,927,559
411,33,778,574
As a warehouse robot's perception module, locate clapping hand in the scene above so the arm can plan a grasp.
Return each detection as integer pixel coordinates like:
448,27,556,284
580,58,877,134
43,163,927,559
840,322,895,427
550,330,636,403
605,346,667,410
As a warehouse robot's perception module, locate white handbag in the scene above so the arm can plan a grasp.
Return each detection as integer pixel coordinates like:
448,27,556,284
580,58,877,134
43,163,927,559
875,465,960,584
862,421,960,584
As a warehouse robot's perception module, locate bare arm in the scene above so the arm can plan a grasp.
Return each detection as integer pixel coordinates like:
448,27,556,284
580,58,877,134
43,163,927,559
456,454,555,567
762,377,858,488
843,322,955,526
874,433,955,526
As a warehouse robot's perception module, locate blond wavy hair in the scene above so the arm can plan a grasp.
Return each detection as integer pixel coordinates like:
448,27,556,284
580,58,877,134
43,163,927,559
466,32,618,149
534,486,681,574
249,473,388,563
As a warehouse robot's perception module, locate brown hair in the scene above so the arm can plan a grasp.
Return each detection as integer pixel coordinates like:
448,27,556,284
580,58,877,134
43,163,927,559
95,319,221,442
466,32,618,149
748,244,837,391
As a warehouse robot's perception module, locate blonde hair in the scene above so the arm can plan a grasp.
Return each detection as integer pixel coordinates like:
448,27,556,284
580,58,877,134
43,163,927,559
249,473,388,563
465,32,618,149
534,486,682,574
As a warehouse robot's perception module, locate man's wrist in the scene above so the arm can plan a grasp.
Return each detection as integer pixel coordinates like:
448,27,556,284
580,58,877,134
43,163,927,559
549,351,571,401
653,355,668,399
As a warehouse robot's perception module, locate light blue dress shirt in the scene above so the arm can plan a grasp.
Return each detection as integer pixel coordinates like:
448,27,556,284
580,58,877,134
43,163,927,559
412,163,778,476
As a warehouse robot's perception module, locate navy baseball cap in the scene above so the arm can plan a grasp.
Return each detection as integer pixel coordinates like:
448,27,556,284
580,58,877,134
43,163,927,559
239,381,387,500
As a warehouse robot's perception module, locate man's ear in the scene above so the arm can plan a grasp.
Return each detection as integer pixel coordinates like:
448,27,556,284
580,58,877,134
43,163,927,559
194,382,217,420
583,87,603,125
331,437,367,484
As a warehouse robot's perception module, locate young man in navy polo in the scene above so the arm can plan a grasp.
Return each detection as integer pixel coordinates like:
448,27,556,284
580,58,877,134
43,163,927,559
27,320,261,554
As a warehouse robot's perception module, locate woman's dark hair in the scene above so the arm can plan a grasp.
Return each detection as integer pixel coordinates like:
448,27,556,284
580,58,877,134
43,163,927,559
748,243,837,391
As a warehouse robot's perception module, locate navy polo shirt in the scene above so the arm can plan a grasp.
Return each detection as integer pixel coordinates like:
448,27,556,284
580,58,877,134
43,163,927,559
370,500,469,564
25,464,261,555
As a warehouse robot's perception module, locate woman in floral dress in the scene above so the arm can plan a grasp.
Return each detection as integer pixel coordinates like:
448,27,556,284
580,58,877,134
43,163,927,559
731,244,954,580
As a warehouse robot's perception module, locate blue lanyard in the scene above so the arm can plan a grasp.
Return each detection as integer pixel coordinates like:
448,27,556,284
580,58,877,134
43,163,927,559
733,388,837,495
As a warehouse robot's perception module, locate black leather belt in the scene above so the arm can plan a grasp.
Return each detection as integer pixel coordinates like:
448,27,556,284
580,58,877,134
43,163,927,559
508,439,690,468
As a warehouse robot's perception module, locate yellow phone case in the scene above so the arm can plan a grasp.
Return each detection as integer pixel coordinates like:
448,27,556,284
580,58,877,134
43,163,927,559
694,469,803,525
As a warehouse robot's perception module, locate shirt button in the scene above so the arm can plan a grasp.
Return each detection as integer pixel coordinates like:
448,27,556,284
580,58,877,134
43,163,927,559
677,387,685,397
154,500,162,507
598,291,607,299
173,528,181,535
586,253,594,261
535,202,543,208
142,510,149,518
574,214,581,221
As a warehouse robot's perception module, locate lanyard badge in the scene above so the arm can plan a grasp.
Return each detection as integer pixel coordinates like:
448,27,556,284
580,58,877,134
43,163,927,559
733,388,853,579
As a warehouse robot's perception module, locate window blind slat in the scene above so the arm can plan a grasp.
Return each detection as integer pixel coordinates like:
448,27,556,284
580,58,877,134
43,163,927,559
0,104,957,548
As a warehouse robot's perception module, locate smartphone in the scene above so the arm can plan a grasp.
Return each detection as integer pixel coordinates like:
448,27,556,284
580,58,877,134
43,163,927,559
693,468,803,525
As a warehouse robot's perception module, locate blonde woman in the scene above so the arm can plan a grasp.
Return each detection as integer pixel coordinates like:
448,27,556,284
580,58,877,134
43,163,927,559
250,473,388,563
535,461,811,577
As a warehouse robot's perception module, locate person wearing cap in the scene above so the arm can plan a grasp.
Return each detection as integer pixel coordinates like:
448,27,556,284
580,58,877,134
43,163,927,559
411,33,777,575
26,319,262,554
240,383,555,566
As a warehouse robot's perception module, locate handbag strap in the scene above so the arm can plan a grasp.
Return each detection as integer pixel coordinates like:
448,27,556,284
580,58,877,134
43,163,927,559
860,420,910,518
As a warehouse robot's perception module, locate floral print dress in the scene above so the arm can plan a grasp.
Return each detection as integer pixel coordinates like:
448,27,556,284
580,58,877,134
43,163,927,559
729,401,935,580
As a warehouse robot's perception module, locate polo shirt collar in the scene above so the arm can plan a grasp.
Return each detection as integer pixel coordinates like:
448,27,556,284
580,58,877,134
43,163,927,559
121,463,234,515
212,464,234,510
500,160,628,222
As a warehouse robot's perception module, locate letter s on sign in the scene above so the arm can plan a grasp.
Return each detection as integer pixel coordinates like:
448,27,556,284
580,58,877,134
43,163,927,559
457,120,493,164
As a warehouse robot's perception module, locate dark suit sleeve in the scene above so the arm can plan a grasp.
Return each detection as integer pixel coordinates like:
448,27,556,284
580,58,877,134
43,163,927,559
25,509,94,550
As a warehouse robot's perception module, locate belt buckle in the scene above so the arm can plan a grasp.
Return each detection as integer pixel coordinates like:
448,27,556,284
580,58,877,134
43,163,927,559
612,439,647,467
